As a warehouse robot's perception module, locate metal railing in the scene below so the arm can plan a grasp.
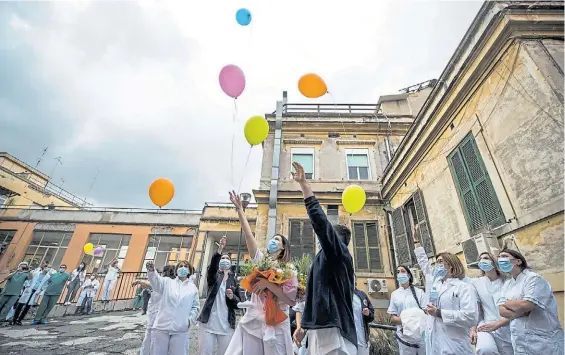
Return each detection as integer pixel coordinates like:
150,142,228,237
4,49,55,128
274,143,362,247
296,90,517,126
1,204,202,214
272,103,381,115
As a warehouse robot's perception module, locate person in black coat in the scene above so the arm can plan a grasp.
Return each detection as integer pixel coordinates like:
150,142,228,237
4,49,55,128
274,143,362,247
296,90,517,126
292,162,358,355
353,287,375,355
197,236,241,355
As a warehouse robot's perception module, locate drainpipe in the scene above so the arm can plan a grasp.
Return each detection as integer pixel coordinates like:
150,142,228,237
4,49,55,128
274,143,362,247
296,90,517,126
385,209,398,288
267,92,286,237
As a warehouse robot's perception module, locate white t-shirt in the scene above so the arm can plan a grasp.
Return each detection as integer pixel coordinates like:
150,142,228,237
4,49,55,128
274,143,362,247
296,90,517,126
105,266,119,281
352,293,367,348
306,328,357,355
200,280,231,335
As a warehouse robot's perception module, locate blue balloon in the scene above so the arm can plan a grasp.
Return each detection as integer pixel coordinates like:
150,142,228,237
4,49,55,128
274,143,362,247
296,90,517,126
236,8,252,26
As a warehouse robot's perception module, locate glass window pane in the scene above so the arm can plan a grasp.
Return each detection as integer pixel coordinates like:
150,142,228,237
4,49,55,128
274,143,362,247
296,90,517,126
88,233,102,245
158,236,182,252
145,246,157,260
120,235,131,246
154,252,168,270
348,167,358,179
292,154,314,174
347,154,368,167
60,233,72,247
97,234,121,249
359,167,369,180
51,248,65,267
40,232,64,247
118,246,128,259
100,249,118,269
148,236,158,248
30,231,44,245
181,236,193,249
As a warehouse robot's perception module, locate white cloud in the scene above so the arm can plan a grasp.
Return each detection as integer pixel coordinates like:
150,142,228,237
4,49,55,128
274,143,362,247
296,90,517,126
2,0,483,208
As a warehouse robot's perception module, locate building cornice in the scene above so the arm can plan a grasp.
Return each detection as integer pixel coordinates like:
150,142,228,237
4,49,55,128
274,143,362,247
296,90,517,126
253,189,384,205
381,2,564,199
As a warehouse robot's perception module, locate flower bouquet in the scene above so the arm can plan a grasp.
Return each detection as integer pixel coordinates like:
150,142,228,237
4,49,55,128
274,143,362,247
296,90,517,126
239,255,296,326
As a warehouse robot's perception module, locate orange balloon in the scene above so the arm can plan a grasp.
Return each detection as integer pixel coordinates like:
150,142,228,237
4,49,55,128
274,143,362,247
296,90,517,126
149,178,175,208
298,73,327,98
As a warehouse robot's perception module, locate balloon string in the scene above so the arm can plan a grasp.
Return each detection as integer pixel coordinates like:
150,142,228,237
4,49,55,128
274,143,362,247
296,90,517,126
237,146,253,194
328,92,347,137
233,99,238,122
231,122,236,188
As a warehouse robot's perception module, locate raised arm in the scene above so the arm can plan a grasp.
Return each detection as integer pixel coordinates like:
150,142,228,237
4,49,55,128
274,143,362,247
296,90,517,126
229,191,257,257
292,162,344,261
146,261,164,294
207,236,226,286
412,225,433,278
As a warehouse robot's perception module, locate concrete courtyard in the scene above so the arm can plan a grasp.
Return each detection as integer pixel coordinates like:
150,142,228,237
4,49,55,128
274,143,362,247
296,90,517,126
0,311,200,355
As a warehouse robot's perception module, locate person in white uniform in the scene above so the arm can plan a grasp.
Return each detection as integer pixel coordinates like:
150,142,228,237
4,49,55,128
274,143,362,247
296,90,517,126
10,264,51,325
225,190,297,355
198,236,241,355
292,301,307,355
138,265,176,355
497,249,564,355
291,162,357,355
388,265,426,355
352,286,374,355
146,260,200,355
76,274,100,315
422,251,477,355
468,252,513,355
102,258,120,302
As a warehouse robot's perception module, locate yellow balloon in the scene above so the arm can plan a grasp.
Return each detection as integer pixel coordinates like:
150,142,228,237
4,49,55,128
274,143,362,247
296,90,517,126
149,178,175,208
244,115,269,146
83,243,94,253
298,73,327,99
342,185,366,214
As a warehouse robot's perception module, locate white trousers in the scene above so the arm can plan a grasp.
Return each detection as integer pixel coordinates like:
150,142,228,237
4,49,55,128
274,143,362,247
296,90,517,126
476,330,514,355
225,326,289,355
198,327,234,355
140,328,152,355
397,341,424,355
356,346,370,355
102,279,116,301
149,329,189,355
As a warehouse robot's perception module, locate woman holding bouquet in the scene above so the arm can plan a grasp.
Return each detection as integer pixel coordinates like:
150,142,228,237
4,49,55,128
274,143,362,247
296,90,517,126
225,191,298,355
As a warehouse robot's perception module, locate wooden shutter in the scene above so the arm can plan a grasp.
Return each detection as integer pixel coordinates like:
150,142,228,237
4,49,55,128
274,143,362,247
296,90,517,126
302,222,315,258
459,137,505,228
412,190,435,257
352,222,368,271
449,134,505,235
366,222,382,271
289,219,315,258
391,208,412,265
289,220,303,257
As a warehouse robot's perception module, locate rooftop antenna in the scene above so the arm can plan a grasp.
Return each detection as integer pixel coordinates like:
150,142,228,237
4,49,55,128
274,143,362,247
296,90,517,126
87,168,100,194
48,157,62,182
35,147,48,169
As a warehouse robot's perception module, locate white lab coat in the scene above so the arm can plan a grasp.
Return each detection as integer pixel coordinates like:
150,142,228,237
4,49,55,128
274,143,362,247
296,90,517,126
498,269,564,355
387,285,427,355
147,270,200,355
18,271,50,305
470,276,513,355
77,279,100,305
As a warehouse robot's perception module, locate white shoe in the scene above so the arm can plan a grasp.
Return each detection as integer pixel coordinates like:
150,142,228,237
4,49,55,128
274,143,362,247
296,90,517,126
64,302,70,306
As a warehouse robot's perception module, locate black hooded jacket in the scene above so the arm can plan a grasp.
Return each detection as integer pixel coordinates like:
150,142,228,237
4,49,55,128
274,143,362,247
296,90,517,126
301,196,357,348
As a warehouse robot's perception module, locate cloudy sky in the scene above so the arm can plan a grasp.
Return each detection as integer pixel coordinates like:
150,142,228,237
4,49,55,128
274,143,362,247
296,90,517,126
0,0,483,210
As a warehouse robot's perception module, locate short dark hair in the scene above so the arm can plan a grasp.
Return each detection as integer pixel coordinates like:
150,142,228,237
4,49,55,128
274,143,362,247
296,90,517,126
500,249,528,270
333,224,351,246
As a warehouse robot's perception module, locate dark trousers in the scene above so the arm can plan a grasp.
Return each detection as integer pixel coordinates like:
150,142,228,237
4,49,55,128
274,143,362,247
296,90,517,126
12,289,36,323
142,290,151,312
34,295,59,321
63,278,81,304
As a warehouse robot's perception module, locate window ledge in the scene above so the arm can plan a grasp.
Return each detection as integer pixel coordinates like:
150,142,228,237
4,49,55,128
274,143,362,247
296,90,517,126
283,139,323,145
336,140,375,146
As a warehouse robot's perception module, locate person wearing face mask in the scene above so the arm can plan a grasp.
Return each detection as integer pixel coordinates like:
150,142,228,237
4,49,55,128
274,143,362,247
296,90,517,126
33,264,70,325
497,249,564,355
0,262,33,322
467,253,513,355
420,251,477,355
63,261,87,305
146,260,200,355
197,236,241,355
138,265,175,355
352,284,375,355
102,258,120,303
226,190,297,355
10,263,51,325
388,266,427,355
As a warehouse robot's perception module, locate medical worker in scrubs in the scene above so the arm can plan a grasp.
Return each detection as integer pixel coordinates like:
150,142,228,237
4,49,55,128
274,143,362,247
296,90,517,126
497,249,564,355
388,265,426,355
469,252,513,355
146,260,200,355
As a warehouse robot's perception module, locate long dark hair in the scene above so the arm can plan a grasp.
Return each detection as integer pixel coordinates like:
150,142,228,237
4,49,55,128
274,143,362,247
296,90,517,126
77,262,86,271
274,234,291,263
397,265,422,309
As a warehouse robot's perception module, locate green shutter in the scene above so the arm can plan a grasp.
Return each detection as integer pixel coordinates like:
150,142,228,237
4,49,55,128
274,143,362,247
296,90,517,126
412,190,435,257
448,134,505,235
353,222,368,271
366,222,382,271
302,221,315,258
391,208,412,265
289,220,316,258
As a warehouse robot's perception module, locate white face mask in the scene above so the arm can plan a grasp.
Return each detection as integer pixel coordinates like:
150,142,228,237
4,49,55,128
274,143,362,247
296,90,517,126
91,276,96,280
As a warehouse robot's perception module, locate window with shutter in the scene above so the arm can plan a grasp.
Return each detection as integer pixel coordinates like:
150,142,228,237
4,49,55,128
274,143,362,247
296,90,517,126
288,219,316,258
352,221,382,272
412,191,435,257
391,207,412,266
448,134,505,235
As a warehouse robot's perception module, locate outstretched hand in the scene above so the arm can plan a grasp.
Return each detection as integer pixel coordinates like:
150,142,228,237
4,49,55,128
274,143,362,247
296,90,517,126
229,190,243,210
146,260,155,272
291,162,307,184
218,236,227,253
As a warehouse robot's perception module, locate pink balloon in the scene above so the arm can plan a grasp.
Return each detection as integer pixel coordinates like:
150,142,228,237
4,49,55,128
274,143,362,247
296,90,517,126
219,64,246,98
94,247,104,256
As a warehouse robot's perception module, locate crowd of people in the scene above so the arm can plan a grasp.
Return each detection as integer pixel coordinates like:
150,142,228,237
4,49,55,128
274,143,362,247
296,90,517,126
0,161,563,355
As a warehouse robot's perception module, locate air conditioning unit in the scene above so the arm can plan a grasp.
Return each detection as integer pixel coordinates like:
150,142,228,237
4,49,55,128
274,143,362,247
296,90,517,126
367,278,389,293
409,267,423,287
461,233,501,266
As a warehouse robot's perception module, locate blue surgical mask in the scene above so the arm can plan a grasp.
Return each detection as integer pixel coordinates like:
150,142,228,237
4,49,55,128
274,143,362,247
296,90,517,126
219,259,231,270
266,239,280,254
497,257,513,273
59,268,66,273
478,259,494,272
397,274,410,285
177,267,189,277
434,264,447,278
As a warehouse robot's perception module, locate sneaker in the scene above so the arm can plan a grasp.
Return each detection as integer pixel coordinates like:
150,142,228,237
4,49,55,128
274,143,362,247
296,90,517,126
40,320,47,324
31,321,41,325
